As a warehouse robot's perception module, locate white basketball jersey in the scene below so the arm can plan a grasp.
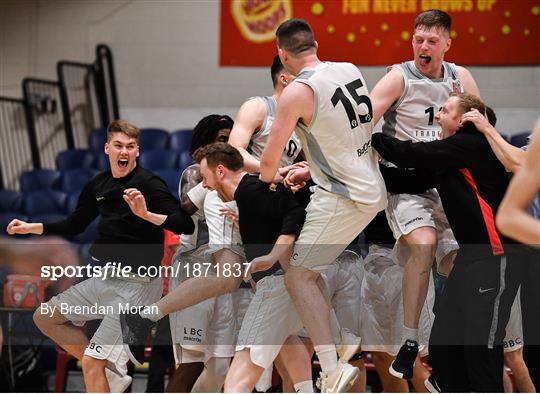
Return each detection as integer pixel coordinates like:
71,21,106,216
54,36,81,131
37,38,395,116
247,96,301,167
293,62,386,207
382,61,463,142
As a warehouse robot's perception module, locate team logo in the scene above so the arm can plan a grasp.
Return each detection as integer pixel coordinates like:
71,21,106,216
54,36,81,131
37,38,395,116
231,0,293,43
452,81,463,93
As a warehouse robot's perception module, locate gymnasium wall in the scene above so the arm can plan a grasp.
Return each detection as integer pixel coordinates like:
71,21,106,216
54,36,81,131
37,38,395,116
1,0,538,134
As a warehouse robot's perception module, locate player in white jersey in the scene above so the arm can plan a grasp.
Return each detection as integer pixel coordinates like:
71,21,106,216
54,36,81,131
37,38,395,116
260,19,386,393
156,115,237,392
229,55,310,390
230,55,302,176
369,9,480,380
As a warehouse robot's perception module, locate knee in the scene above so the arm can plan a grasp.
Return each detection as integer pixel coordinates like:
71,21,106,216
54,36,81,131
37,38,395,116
403,227,437,247
285,267,316,291
33,307,51,330
224,276,242,293
504,349,526,370
82,355,106,377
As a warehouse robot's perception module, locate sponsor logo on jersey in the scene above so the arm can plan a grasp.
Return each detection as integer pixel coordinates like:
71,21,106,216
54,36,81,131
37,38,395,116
452,81,463,93
231,0,292,43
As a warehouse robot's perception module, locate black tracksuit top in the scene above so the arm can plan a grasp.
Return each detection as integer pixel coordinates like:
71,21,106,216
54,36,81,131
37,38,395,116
43,166,194,269
372,125,510,263
234,174,306,279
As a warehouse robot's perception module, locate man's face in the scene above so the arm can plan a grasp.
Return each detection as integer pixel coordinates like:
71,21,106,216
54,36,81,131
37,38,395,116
435,96,462,139
104,132,139,178
215,128,230,143
200,158,230,201
412,26,451,77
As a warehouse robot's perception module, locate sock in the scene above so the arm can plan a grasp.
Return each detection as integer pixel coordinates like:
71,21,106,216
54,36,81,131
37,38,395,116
139,303,164,322
294,380,314,393
330,309,342,344
402,326,419,344
314,344,338,372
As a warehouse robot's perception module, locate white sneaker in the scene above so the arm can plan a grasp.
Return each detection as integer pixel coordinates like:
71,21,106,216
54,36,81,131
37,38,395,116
317,362,359,393
336,328,361,363
105,369,132,393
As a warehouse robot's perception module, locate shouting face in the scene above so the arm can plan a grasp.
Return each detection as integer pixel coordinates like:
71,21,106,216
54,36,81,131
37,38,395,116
105,132,139,178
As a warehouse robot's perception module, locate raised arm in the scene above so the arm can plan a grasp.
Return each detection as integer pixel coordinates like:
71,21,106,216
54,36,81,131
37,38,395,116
123,176,195,235
496,123,540,246
260,82,313,182
372,132,472,170
461,109,526,173
229,98,267,173
370,67,405,126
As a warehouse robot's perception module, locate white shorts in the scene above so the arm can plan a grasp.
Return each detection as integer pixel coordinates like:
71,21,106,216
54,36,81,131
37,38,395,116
49,276,162,375
504,287,523,353
291,186,380,271
169,260,235,363
323,250,363,336
236,274,303,369
360,245,434,357
232,287,254,340
386,189,459,266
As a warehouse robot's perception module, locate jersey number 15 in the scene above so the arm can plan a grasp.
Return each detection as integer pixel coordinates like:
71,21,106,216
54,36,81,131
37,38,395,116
331,78,373,129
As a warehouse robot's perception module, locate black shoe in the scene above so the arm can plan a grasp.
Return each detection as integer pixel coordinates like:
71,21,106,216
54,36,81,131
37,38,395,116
424,375,442,393
119,312,155,366
389,340,418,380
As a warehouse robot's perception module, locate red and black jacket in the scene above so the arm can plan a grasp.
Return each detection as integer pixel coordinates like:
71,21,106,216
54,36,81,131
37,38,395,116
372,124,510,264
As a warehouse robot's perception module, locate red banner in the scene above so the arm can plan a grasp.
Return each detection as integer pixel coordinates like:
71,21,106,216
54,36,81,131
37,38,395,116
220,0,540,66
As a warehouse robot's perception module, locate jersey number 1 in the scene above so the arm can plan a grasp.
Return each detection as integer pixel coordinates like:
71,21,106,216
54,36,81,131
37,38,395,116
331,79,373,129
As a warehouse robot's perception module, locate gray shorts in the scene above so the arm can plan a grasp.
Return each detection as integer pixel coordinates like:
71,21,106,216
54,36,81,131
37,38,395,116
49,276,162,374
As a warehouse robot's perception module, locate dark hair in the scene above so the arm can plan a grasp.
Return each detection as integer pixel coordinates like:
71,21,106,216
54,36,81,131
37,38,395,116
107,120,139,142
276,18,316,56
193,142,243,171
414,9,451,34
271,55,285,88
485,106,497,127
190,114,234,155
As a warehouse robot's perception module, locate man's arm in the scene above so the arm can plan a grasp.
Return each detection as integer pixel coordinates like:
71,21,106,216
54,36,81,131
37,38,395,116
456,66,480,97
247,234,296,274
370,67,405,126
229,98,267,173
179,166,202,216
371,133,472,170
379,165,436,194
260,82,313,182
124,177,195,235
8,181,98,236
461,109,526,172
496,125,540,246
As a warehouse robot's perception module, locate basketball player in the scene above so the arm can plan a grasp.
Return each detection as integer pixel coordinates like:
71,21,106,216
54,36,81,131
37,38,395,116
7,120,194,392
229,55,301,175
165,115,237,393
369,9,480,379
260,19,387,392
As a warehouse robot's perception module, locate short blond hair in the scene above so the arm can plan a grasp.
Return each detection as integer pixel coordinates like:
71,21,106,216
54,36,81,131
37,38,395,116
450,92,486,116
107,120,139,142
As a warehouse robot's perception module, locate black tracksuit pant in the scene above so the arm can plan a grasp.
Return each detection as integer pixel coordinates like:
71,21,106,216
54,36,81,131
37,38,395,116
428,251,523,392
521,248,540,389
